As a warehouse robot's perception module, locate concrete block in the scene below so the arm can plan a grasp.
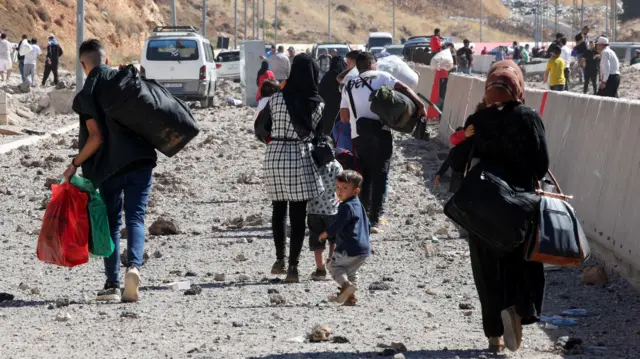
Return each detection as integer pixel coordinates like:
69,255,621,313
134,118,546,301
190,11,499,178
0,113,6,126
49,90,75,115
438,74,473,145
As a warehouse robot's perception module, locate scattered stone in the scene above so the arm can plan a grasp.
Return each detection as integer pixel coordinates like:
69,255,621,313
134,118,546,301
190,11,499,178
224,216,245,229
17,83,31,94
18,282,30,290
381,348,396,356
236,238,248,244
55,312,71,322
184,285,203,296
120,250,128,267
44,178,58,190
332,335,350,344
309,324,332,342
556,336,583,351
464,311,473,316
234,253,248,262
269,293,286,305
214,273,226,282
267,288,279,294
368,282,391,291
40,195,51,210
149,217,180,235
393,354,406,359
582,266,608,285
245,213,265,226
55,297,70,308
185,271,198,277
236,171,260,184
120,227,127,239
47,303,55,310
238,274,250,281
391,342,408,353
232,321,244,327
120,311,139,319
404,163,421,176
30,287,41,295
422,242,437,257
458,302,474,310
152,250,163,259
436,227,449,236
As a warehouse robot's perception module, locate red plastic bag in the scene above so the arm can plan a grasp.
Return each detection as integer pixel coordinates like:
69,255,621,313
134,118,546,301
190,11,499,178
36,182,90,267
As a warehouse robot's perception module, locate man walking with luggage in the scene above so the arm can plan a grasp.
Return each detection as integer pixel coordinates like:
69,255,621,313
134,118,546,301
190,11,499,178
339,52,426,233
596,37,620,98
65,39,157,303
42,34,63,86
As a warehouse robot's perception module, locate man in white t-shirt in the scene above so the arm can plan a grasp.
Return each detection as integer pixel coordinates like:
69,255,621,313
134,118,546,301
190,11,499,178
0,33,13,82
560,37,572,90
339,52,426,233
23,38,42,86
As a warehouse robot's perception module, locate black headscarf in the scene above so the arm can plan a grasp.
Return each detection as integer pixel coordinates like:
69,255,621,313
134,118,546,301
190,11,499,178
282,53,324,138
318,56,347,135
256,60,269,86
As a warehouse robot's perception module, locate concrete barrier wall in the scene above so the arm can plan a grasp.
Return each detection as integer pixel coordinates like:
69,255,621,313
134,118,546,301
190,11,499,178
412,65,640,283
473,55,494,74
413,65,435,100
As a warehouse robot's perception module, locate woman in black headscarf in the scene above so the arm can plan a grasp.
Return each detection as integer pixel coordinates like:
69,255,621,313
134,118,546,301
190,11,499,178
256,60,275,102
318,56,347,135
262,53,325,283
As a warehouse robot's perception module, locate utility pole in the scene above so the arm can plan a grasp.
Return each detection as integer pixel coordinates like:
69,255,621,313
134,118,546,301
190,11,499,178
244,0,247,41
234,0,238,48
605,0,609,37
328,0,331,42
479,0,483,42
202,0,207,37
76,0,84,92
612,0,616,42
555,0,558,34
581,0,584,29
275,0,278,45
171,0,177,26
252,0,256,39
255,0,258,40
262,0,266,41
392,0,395,43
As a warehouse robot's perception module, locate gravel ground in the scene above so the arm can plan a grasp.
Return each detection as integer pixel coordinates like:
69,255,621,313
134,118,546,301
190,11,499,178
1,80,639,359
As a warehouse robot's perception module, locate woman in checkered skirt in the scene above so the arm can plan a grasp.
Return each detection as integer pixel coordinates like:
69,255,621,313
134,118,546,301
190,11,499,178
263,53,325,283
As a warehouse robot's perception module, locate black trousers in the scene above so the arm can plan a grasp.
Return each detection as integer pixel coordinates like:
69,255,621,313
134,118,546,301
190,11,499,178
272,200,307,267
469,238,545,338
563,68,570,90
597,74,620,98
353,130,393,225
42,63,59,86
583,71,598,95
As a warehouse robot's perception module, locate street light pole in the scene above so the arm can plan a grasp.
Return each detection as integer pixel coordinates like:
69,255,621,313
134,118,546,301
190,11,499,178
581,0,584,29
328,0,331,42
171,0,177,26
479,0,483,43
234,0,238,48
275,0,278,45
202,0,207,37
262,0,266,41
392,0,395,43
76,0,84,93
244,0,248,41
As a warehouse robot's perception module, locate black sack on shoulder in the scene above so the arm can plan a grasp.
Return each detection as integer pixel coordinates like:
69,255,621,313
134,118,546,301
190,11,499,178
444,163,540,254
99,65,199,157
368,85,417,133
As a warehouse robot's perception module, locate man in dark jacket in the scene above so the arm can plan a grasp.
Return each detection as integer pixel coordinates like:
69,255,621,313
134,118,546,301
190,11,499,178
42,34,63,86
65,39,157,303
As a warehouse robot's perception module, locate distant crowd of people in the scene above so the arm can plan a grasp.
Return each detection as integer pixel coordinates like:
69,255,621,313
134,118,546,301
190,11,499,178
0,31,63,86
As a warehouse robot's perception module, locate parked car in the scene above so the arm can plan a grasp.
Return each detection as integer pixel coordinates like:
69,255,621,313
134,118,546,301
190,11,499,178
403,37,432,64
215,50,240,80
311,43,351,59
370,47,385,58
367,32,393,50
141,25,217,108
384,44,405,58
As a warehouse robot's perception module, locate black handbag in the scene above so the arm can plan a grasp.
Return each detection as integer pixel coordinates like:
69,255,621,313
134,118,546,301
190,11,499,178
443,150,540,254
254,102,273,144
311,135,335,167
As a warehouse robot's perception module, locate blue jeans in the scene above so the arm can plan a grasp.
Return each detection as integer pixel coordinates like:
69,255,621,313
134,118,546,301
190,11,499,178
99,167,153,285
18,61,24,82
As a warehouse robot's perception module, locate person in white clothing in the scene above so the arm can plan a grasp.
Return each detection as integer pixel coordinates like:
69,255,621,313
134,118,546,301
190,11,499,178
23,38,42,86
268,45,291,82
0,33,13,82
596,37,620,98
559,37,572,90
338,52,426,233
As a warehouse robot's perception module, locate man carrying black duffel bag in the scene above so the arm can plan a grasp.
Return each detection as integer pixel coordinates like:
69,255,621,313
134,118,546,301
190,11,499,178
65,39,163,304
339,52,426,233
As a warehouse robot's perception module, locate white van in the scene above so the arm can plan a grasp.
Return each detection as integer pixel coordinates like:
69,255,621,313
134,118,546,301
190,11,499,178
367,32,393,51
141,26,217,108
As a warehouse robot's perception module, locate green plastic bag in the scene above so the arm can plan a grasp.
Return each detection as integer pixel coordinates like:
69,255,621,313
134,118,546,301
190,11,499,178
70,176,114,257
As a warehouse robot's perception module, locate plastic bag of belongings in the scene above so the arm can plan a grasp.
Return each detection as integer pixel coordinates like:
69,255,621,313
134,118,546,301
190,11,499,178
430,49,454,71
376,55,419,91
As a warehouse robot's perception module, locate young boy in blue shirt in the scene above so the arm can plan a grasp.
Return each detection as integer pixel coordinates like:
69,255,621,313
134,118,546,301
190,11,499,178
320,170,370,306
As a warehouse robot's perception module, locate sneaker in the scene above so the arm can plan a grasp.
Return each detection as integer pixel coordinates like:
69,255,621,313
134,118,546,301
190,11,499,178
285,266,299,283
343,295,358,306
271,259,287,275
335,283,357,304
96,283,121,302
310,268,328,281
501,306,522,352
488,337,505,354
121,267,141,303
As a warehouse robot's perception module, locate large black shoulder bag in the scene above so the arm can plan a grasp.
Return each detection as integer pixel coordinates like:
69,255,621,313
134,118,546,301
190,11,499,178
443,150,541,254
254,102,273,144
358,77,418,134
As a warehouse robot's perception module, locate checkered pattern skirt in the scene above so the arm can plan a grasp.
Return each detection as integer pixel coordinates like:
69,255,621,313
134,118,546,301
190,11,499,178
263,93,326,202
